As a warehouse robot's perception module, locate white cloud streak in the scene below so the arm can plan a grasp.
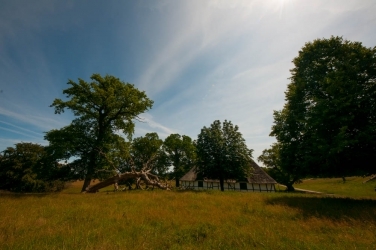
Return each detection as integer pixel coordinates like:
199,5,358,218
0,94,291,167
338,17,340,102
0,121,43,137
0,126,41,140
0,107,68,132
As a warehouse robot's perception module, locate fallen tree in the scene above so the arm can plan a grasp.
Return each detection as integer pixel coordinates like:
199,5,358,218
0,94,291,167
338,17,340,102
83,151,170,193
84,170,169,193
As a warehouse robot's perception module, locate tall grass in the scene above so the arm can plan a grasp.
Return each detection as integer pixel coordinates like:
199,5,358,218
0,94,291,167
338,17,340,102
295,176,376,199
0,180,375,249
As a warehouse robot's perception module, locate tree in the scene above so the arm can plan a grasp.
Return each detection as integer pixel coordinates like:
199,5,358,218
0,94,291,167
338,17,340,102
258,143,300,191
128,133,164,172
120,132,169,189
46,74,153,192
163,134,196,187
83,133,170,193
269,36,376,182
196,120,253,191
0,143,67,192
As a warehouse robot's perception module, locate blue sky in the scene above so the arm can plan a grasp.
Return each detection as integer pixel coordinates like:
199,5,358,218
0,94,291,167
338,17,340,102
1,0,375,164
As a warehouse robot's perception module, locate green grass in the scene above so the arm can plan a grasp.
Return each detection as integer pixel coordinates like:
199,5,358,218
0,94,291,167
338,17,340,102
295,176,376,199
0,180,375,249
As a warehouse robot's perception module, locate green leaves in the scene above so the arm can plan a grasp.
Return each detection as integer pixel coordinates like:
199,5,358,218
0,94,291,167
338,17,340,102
130,132,164,172
196,120,253,191
0,143,67,192
51,74,153,137
47,74,154,191
269,36,376,180
163,133,196,186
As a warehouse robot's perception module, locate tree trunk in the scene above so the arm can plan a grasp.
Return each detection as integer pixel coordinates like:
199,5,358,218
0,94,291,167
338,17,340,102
219,177,224,191
175,174,180,187
285,183,295,192
81,164,95,192
81,150,98,192
81,176,92,192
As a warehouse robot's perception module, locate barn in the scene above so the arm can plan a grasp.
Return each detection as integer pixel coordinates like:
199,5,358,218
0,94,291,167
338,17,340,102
180,160,277,192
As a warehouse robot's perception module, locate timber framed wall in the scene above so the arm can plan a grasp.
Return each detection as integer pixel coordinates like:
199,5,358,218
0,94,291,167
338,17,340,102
181,180,276,192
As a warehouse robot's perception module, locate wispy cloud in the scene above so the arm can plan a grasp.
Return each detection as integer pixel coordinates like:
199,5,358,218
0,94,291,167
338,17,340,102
0,121,43,137
137,113,176,138
136,1,272,96
0,126,42,140
0,107,68,132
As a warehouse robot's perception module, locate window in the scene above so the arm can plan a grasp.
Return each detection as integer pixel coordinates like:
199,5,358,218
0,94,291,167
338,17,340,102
240,182,248,190
198,181,203,187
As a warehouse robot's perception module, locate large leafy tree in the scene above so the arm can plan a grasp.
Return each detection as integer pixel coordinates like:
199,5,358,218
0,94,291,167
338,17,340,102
163,134,196,187
46,74,153,192
269,36,376,182
45,121,131,181
0,143,68,192
196,120,253,191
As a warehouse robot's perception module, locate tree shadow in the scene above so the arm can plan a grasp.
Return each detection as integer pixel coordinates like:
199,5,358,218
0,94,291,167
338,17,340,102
266,196,376,222
0,191,51,199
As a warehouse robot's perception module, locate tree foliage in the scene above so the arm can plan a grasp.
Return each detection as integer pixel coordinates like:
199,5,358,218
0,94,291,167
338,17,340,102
46,74,153,192
258,143,299,191
0,143,67,192
163,134,196,187
84,133,170,192
126,133,168,175
196,120,253,191
268,36,376,184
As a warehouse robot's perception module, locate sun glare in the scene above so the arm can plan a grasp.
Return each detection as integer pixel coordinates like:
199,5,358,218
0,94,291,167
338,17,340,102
273,0,293,17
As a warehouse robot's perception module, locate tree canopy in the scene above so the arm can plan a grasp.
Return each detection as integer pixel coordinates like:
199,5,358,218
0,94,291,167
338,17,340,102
46,74,153,192
258,143,300,191
163,134,196,187
127,132,168,175
268,36,376,185
196,120,253,191
0,143,67,192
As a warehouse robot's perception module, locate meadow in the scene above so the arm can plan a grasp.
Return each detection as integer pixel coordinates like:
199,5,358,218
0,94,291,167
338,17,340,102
295,176,376,199
0,179,375,250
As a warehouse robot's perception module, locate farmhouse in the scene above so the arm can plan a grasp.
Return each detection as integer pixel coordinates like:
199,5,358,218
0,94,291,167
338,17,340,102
180,160,277,192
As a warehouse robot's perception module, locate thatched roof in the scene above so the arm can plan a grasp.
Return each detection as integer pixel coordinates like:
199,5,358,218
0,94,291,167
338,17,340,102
180,167,198,182
180,159,277,184
247,160,277,184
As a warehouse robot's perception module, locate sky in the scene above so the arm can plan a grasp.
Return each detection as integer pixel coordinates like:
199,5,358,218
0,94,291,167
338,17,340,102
0,0,375,165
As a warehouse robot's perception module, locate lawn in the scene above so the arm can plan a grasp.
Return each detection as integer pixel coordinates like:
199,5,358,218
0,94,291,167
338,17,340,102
0,180,375,249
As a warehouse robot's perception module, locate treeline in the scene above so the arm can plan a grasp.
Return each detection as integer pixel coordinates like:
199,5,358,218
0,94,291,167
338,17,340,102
0,133,198,193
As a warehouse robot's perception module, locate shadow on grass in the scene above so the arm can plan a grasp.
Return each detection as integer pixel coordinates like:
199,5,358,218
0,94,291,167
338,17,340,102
0,190,52,199
266,196,376,222
176,189,216,194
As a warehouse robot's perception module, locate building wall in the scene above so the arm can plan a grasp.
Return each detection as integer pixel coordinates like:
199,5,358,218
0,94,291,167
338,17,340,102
181,181,276,192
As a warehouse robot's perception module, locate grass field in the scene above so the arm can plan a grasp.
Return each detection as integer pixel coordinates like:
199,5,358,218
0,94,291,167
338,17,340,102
0,179,375,249
295,176,376,199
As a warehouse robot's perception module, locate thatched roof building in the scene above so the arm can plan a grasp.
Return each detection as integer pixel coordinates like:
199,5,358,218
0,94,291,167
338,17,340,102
180,159,277,192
